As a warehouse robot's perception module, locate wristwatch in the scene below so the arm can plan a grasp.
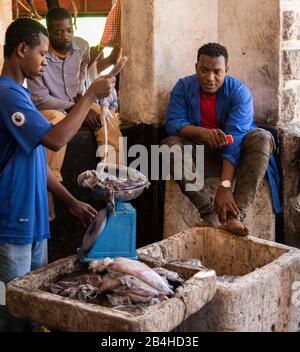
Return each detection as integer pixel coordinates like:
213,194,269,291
219,180,232,188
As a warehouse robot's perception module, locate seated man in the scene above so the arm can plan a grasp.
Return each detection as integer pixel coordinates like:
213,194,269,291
162,43,281,236
27,7,123,184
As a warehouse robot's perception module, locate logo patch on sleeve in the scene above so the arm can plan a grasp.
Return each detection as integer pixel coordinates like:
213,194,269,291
11,112,25,127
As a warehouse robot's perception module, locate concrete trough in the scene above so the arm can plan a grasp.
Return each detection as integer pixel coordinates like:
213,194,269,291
6,254,216,332
137,227,300,332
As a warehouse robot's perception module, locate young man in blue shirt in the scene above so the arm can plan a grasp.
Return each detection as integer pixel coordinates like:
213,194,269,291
0,17,115,331
162,43,281,237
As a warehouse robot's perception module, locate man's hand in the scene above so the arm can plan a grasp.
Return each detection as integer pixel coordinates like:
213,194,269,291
198,128,227,149
67,200,98,227
214,187,240,223
47,166,98,227
88,77,115,100
83,108,102,129
89,45,104,68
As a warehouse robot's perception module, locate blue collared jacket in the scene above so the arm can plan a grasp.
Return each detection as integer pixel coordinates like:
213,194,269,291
166,74,281,214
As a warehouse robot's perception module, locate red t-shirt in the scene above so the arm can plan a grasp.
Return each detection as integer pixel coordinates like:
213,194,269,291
200,94,218,129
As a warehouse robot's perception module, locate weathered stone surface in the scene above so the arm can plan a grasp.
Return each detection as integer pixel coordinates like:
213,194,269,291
139,227,300,332
285,201,300,248
298,13,300,40
279,124,300,200
243,178,276,241
6,254,216,332
282,49,300,82
281,88,297,123
283,11,297,40
163,179,202,238
282,0,300,39
120,0,218,125
119,0,299,128
279,123,300,248
164,178,275,241
297,85,300,120
219,0,281,125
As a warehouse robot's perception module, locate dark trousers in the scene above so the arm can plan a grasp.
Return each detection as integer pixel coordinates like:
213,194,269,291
161,128,275,221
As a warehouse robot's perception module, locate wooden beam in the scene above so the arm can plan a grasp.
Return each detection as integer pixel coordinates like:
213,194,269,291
17,0,113,16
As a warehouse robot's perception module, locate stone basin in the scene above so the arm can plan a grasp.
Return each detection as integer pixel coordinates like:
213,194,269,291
138,227,300,332
6,254,216,332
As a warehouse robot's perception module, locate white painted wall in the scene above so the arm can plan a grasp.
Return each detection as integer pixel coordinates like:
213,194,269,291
120,0,218,125
218,0,281,124
154,0,218,122
120,0,156,124
120,0,291,126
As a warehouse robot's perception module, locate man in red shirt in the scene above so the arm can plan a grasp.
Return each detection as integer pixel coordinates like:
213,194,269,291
162,43,280,236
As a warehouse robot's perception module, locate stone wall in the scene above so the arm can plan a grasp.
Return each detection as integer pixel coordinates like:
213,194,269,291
282,0,300,124
217,0,300,127
0,0,12,71
218,0,300,246
120,0,300,127
119,0,300,247
218,0,281,124
120,0,218,125
279,124,300,247
280,1,300,247
153,0,218,122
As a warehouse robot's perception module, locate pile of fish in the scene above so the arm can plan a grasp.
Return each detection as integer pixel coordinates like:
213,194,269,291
44,273,102,301
45,257,183,307
77,164,149,192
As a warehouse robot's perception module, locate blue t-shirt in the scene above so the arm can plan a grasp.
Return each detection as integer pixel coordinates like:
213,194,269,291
0,76,53,244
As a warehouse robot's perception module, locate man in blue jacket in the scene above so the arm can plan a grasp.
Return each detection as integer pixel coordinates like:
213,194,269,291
162,43,281,236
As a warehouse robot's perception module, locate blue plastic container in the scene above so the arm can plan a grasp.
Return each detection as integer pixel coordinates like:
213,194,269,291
79,202,137,262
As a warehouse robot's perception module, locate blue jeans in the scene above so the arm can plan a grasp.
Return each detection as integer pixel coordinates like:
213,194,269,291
0,240,48,331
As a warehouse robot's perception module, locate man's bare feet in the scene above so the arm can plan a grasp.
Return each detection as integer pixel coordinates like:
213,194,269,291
195,213,221,228
218,217,249,237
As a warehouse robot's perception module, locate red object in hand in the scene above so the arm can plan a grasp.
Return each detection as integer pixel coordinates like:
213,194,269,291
224,134,234,145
